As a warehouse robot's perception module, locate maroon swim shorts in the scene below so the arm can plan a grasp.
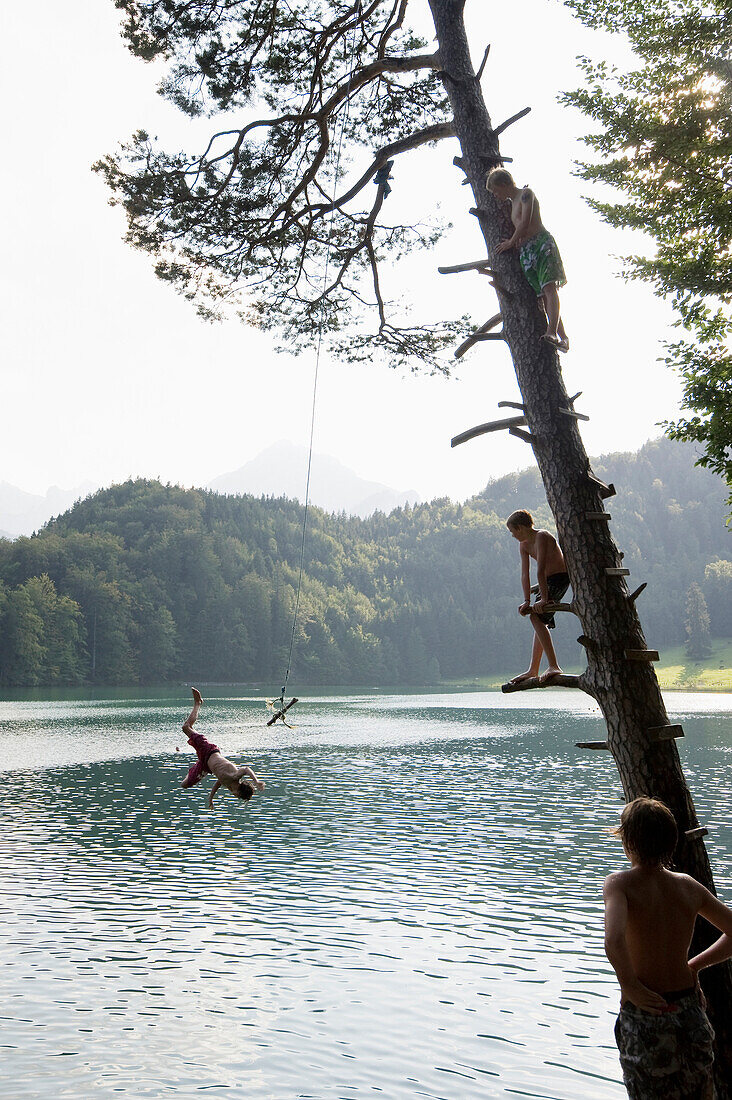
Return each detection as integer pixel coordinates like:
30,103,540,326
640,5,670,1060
182,730,220,788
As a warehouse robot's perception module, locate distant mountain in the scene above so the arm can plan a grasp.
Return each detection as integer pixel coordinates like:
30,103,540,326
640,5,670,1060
0,481,97,539
209,440,420,517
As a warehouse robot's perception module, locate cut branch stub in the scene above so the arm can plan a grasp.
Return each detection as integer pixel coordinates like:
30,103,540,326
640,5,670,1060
648,724,684,742
497,400,525,411
475,44,491,81
493,106,532,138
438,258,496,274
628,582,648,604
454,314,503,358
577,634,596,649
451,414,526,448
508,426,535,444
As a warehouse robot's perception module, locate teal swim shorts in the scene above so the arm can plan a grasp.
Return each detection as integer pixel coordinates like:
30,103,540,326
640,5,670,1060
519,229,567,295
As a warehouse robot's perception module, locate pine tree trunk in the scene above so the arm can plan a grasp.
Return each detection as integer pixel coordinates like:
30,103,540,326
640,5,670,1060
427,0,732,1092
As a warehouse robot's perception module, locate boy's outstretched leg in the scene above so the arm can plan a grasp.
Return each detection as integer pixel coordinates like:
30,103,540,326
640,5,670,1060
530,614,563,683
183,687,203,736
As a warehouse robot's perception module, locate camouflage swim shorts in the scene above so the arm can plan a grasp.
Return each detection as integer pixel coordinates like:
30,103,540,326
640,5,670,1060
614,991,715,1099
518,229,567,296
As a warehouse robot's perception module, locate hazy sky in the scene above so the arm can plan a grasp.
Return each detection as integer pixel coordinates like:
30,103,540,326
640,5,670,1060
1,0,683,502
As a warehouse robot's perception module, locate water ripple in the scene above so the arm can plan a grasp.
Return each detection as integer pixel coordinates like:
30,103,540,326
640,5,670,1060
1,689,730,1098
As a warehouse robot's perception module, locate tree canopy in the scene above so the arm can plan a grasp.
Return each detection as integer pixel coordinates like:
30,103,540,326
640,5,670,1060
562,0,732,494
98,1,469,368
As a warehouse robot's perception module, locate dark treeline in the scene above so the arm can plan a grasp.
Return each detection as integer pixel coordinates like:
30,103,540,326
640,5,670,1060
0,437,729,687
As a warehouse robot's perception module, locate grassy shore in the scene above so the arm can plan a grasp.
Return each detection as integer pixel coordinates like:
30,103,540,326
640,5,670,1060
443,638,732,694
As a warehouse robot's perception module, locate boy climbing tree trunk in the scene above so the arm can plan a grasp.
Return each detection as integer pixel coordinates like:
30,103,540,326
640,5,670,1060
102,0,731,1090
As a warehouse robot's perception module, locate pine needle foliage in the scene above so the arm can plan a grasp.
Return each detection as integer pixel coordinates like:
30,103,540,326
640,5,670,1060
97,1,467,370
562,0,732,497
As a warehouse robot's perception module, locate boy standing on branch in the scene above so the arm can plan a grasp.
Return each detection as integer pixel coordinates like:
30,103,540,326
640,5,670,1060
506,509,570,685
486,168,569,352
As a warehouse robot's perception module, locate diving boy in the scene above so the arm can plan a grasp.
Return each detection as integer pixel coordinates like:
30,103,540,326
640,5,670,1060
506,509,569,685
604,797,732,1099
486,168,569,352
180,688,265,808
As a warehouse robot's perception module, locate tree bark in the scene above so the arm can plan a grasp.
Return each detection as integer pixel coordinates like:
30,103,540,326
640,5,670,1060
427,0,732,1092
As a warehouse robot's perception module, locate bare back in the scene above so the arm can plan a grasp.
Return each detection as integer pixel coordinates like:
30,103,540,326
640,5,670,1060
524,529,566,575
611,867,702,991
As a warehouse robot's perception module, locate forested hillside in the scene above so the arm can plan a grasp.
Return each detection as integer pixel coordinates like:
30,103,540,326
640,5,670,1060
0,438,728,687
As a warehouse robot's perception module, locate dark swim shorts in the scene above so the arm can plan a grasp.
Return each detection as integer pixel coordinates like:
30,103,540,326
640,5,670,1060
614,989,715,1100
182,730,220,788
534,571,570,629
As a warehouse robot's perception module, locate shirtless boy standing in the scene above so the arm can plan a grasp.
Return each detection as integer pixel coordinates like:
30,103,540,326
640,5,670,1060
486,168,569,352
506,509,569,685
180,688,265,808
604,797,732,1099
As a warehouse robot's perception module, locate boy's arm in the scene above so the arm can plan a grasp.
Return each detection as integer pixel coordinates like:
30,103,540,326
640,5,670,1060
689,887,732,973
534,532,550,604
519,543,532,612
603,875,668,1013
208,780,222,808
237,765,266,791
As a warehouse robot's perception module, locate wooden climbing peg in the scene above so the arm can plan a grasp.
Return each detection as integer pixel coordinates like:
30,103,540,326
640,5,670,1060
625,649,660,661
606,567,630,576
588,473,616,499
685,826,709,841
648,724,684,741
576,741,610,750
586,512,610,521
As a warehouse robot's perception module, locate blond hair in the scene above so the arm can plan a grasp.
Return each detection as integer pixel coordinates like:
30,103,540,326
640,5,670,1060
486,168,515,191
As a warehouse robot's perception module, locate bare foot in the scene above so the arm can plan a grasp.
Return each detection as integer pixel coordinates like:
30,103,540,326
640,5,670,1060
557,337,570,353
542,332,562,348
538,667,563,685
508,670,539,685
192,687,203,705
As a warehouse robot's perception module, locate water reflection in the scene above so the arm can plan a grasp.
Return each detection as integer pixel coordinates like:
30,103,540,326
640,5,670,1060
1,690,730,1098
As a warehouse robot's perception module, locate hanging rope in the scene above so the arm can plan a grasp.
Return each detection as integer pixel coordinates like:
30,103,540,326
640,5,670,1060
269,5,363,725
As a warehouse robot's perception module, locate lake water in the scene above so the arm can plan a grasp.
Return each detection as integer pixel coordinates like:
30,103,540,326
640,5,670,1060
1,687,731,1099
